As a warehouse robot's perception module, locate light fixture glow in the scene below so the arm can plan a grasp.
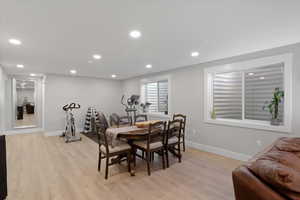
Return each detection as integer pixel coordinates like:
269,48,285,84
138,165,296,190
111,74,117,78
93,54,102,60
259,76,265,80
248,72,254,76
70,70,77,75
30,73,36,77
145,64,152,69
16,64,24,68
129,30,141,39
88,60,93,64
9,38,22,45
191,51,199,57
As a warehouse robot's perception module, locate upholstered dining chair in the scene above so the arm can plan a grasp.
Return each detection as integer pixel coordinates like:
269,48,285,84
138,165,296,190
165,119,183,168
173,114,186,152
132,121,166,176
97,112,132,179
109,113,132,127
134,114,148,123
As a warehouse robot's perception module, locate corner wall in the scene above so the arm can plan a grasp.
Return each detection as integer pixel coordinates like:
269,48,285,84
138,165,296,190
44,75,124,134
121,43,300,159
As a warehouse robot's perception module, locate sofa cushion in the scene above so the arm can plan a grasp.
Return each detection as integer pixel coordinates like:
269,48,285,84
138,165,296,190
275,137,300,152
259,151,300,172
248,151,300,199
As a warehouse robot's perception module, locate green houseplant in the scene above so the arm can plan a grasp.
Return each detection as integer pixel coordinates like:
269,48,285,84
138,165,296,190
263,87,284,125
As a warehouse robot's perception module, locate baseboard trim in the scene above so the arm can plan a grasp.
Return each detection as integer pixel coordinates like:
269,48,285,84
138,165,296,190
186,141,251,161
4,128,44,135
44,130,63,136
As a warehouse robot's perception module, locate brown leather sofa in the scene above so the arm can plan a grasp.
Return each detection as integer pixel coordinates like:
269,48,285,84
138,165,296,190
232,137,300,200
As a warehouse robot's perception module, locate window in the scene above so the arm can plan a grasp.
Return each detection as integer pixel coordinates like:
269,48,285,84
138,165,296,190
204,54,292,132
141,80,169,115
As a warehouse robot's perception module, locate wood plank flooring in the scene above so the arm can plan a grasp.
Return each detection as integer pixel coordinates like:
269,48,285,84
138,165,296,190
6,133,242,200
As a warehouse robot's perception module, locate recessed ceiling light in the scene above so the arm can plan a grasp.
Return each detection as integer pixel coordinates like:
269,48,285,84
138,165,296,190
9,38,22,45
259,77,265,80
70,70,77,75
30,73,36,77
93,54,102,60
129,30,141,39
145,64,152,69
248,72,254,76
16,64,24,68
191,51,199,57
111,74,117,78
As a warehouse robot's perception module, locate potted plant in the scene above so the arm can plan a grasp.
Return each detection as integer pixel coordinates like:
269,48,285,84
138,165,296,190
263,87,284,125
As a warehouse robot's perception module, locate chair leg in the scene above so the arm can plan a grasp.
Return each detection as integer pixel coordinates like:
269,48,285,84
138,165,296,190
183,135,186,152
146,151,151,176
105,157,109,179
166,147,169,168
178,143,182,163
133,147,137,167
161,149,165,169
127,152,131,173
98,152,102,171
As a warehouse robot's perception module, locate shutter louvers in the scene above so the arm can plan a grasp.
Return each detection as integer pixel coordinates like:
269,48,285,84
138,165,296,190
213,72,243,120
245,64,284,122
158,81,168,114
146,82,158,113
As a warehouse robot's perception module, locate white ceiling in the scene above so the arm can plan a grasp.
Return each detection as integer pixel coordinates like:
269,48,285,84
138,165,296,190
1,0,300,80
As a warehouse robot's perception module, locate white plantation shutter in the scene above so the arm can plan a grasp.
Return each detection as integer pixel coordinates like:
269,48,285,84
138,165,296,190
245,64,284,122
145,82,158,113
144,80,168,114
212,64,284,122
158,81,168,114
213,72,243,119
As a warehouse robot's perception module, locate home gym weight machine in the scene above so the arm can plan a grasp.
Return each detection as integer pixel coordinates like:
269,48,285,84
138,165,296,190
121,95,140,124
61,103,82,143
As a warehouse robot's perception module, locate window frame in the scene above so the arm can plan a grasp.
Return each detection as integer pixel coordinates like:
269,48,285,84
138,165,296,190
140,75,171,116
204,54,293,133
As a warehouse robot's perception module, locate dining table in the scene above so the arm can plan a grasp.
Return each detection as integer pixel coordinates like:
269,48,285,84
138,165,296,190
105,120,162,175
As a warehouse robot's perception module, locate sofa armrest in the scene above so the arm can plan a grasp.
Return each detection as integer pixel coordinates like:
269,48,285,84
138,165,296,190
232,166,286,200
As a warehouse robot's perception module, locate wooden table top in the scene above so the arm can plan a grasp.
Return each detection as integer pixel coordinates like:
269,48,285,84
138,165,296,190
106,126,148,140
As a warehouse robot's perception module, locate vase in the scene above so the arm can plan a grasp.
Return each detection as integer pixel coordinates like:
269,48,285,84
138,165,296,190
271,118,280,126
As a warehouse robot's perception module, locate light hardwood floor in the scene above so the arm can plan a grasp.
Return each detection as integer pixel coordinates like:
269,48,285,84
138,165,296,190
6,133,242,200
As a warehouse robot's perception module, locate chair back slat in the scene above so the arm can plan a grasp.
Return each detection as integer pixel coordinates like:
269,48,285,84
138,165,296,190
173,114,186,133
96,112,110,152
147,121,166,150
166,119,183,145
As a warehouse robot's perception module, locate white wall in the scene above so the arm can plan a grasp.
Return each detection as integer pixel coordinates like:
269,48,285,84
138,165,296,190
0,67,7,132
44,75,124,133
122,43,300,159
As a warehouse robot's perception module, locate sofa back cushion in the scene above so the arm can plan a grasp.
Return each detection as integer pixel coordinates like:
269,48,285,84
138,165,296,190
275,137,300,152
249,150,300,199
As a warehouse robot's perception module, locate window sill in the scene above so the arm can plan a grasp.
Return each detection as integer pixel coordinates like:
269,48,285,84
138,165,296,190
204,118,291,133
146,113,171,120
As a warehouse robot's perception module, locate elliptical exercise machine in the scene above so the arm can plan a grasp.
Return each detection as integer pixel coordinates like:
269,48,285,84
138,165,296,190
62,103,82,143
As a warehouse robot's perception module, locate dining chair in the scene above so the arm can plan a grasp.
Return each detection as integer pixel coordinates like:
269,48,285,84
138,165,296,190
173,114,187,152
109,113,132,127
97,112,132,179
165,119,183,168
134,114,148,123
132,121,166,176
